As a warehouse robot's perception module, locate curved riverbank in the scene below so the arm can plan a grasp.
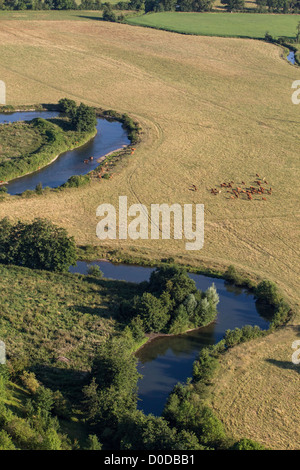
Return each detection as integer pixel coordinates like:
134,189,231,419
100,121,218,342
1,125,97,186
68,259,290,416
133,321,217,354
0,109,132,195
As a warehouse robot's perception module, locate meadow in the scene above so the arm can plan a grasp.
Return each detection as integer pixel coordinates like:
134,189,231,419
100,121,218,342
0,263,138,371
127,11,300,39
0,16,299,448
0,121,43,164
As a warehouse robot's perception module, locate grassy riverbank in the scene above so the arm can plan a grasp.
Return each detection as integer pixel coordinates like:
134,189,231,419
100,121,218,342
0,263,139,371
0,117,96,184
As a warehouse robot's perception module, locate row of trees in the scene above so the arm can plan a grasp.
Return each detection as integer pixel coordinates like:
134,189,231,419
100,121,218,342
0,0,143,10
144,0,300,11
1,0,300,11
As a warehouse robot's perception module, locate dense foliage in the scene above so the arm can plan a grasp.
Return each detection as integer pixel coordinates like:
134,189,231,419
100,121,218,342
58,98,97,133
0,217,77,272
119,264,219,335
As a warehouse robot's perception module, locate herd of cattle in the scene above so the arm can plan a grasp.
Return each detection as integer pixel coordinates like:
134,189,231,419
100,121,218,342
190,174,272,201
211,173,272,201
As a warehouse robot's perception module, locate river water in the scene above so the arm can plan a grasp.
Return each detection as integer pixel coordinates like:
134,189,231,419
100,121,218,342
70,260,270,416
0,111,130,195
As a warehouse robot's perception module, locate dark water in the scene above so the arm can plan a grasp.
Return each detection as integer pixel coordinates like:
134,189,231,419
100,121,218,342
70,261,270,416
287,51,295,65
0,111,130,194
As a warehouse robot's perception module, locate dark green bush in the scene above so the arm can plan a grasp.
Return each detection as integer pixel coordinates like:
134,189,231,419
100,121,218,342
63,174,90,188
0,217,77,272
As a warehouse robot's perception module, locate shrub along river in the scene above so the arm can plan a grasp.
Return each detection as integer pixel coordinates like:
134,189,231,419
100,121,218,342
0,111,130,195
70,261,271,416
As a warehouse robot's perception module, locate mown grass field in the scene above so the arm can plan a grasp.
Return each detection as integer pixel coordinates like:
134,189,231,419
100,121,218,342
0,17,299,448
127,12,300,39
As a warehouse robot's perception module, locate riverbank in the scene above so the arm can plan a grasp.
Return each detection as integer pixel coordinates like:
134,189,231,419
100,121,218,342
0,115,97,184
133,321,218,354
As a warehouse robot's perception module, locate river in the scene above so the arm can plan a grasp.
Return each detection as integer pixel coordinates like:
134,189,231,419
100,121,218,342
70,260,270,416
0,111,130,195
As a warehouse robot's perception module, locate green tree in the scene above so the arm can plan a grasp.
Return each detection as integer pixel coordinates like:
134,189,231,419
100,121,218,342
85,434,102,450
0,430,16,450
231,438,266,450
192,347,219,382
221,0,244,10
255,280,282,306
102,3,117,21
58,97,77,117
82,378,100,421
296,21,300,42
71,103,97,132
133,292,170,332
0,217,77,272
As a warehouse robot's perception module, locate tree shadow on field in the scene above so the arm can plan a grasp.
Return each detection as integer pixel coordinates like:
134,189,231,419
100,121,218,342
32,364,89,400
265,359,300,374
264,325,300,373
76,15,103,21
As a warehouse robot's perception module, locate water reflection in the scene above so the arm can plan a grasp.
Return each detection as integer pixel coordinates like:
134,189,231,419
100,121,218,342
70,261,270,416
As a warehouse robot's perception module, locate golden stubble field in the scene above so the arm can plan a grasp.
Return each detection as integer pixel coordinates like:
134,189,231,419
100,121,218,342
0,19,299,448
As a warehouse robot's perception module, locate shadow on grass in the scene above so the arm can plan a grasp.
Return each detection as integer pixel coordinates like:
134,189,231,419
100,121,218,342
46,117,73,132
266,359,300,374
76,15,103,21
32,364,90,400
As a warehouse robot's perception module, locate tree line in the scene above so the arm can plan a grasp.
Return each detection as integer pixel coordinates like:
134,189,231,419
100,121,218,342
1,0,300,12
144,0,300,13
0,0,143,10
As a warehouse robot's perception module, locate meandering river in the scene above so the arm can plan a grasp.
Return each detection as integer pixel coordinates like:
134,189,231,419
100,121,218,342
70,261,271,416
0,111,130,195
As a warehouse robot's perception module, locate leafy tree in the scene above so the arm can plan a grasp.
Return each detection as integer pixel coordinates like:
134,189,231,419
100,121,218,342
85,434,102,450
87,264,104,278
32,386,54,413
255,280,282,306
163,383,225,448
71,103,97,132
102,2,117,20
52,0,77,8
84,336,141,430
82,378,100,421
231,438,266,450
0,217,77,272
192,347,219,383
58,97,77,118
148,265,197,305
221,0,244,10
41,428,62,450
296,21,300,42
133,292,170,332
0,430,16,450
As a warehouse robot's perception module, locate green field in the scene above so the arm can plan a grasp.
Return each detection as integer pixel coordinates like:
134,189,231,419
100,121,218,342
127,12,300,39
